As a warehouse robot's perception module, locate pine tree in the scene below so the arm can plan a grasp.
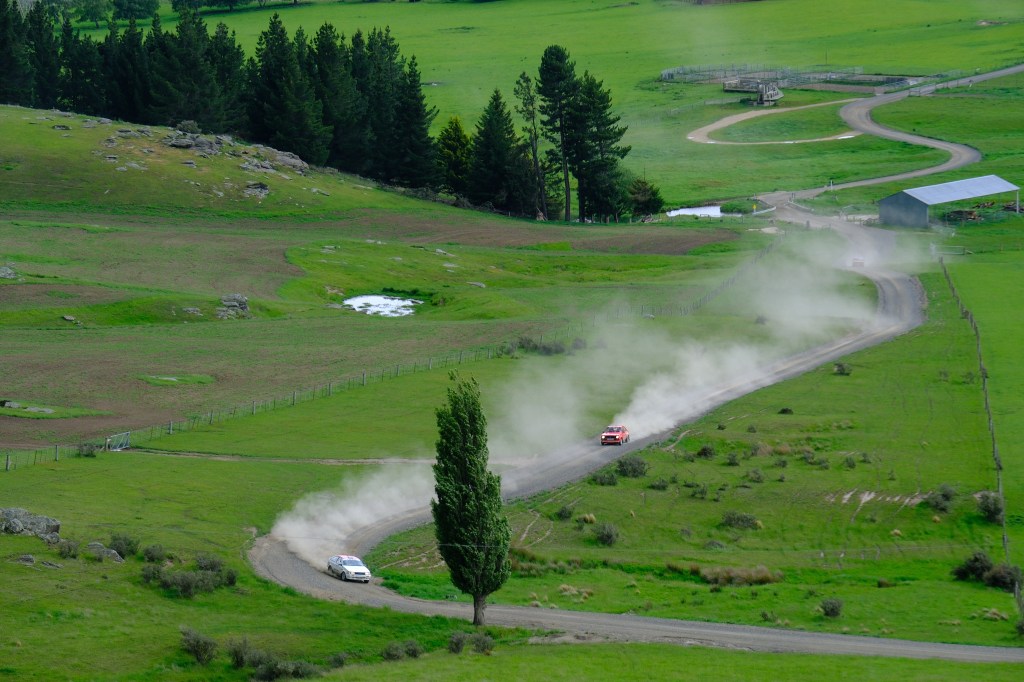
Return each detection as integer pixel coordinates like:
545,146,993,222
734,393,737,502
566,71,629,222
208,22,246,134
310,23,369,171
468,88,530,212
392,56,438,188
57,18,106,115
361,26,403,181
248,13,329,165
628,175,664,219
111,0,157,21
25,2,60,108
436,116,471,197
431,374,511,627
537,45,578,222
103,18,151,123
0,0,33,105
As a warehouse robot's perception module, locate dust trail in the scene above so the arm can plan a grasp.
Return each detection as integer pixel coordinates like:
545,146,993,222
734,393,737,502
272,466,434,565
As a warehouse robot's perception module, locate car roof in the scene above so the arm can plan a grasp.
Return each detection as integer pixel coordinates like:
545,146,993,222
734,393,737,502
332,554,363,561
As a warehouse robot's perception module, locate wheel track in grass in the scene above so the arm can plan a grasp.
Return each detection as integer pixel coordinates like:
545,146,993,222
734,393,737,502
250,65,1024,661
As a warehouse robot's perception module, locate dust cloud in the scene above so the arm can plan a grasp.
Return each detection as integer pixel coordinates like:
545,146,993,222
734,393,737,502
272,226,914,563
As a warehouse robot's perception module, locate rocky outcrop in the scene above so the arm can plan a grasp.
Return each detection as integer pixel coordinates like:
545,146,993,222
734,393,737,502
1,508,61,543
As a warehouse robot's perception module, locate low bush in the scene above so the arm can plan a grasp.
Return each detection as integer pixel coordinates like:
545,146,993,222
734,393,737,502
448,631,470,654
977,491,1004,523
140,564,161,584
701,565,783,586
924,484,957,513
554,505,573,521
725,452,740,466
952,551,993,582
746,468,764,483
328,652,348,668
180,627,217,665
616,455,648,478
195,553,224,573
403,640,423,658
648,478,669,491
820,598,843,618
591,471,617,486
721,511,760,530
696,444,716,459
142,544,166,563
982,564,1023,592
76,443,98,457
108,533,140,559
594,523,619,546
833,363,852,376
253,659,318,680
57,540,79,559
382,641,405,661
226,637,253,669
470,632,494,654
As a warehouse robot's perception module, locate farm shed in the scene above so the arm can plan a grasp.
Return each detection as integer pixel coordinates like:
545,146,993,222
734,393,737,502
878,175,1019,228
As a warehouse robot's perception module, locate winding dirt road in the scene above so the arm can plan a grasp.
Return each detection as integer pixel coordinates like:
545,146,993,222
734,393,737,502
250,65,1024,662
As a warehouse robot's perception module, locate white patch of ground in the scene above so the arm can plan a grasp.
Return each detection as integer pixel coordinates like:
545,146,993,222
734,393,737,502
343,295,422,317
667,206,739,218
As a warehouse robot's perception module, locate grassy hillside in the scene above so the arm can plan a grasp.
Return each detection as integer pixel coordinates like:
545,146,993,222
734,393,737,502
2,2,1024,679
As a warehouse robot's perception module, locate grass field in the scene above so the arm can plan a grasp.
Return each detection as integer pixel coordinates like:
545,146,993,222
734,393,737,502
65,0,1024,205
3,1,1024,679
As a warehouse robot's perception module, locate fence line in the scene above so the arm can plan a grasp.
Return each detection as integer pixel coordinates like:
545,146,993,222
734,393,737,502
2,235,783,472
939,258,1023,619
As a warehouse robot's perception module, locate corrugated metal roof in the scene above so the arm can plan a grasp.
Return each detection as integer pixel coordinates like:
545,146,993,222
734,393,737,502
902,175,1018,205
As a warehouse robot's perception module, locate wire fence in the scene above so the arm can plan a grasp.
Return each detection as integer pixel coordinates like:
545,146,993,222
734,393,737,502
2,235,783,472
939,258,1023,619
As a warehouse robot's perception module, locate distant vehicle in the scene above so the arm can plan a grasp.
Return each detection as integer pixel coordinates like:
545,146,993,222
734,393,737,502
327,555,372,583
600,425,630,446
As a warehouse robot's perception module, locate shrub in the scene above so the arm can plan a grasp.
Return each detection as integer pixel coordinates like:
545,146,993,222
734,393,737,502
195,553,224,573
842,456,857,470
76,443,98,457
648,478,669,491
223,567,238,586
448,631,470,654
701,565,783,586
747,468,764,483
226,637,252,669
690,483,708,499
253,659,318,680
952,551,993,582
470,632,494,654
696,444,716,459
555,505,573,521
594,523,619,546
924,484,957,513
328,652,349,668
616,455,648,478
877,578,895,588
140,564,162,584
833,363,852,376
142,544,166,563
403,640,423,659
108,533,140,559
591,471,617,486
982,564,1023,592
721,511,760,530
382,641,405,661
778,407,793,415
977,491,1004,523
746,425,757,433
820,598,843,618
180,627,217,665
725,452,740,466
57,540,79,559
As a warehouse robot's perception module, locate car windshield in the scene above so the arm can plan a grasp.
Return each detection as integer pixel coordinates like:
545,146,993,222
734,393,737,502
342,559,365,567
606,426,620,432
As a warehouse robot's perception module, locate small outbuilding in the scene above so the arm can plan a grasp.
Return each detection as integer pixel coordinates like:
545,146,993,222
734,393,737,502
878,175,1019,228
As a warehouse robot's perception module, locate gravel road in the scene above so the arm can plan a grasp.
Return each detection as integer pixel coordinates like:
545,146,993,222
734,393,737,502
250,65,1024,661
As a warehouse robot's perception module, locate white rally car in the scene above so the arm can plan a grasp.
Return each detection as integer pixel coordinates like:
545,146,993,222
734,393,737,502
327,554,372,583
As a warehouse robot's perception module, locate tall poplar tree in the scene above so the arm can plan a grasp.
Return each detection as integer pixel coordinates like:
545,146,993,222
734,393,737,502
431,374,511,627
514,71,547,219
537,45,578,222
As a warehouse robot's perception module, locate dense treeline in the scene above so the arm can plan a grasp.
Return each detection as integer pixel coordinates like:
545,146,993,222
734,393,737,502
0,0,663,220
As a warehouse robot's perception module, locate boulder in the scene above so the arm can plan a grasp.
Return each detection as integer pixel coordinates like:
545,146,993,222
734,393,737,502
85,541,124,563
1,508,61,537
0,266,16,279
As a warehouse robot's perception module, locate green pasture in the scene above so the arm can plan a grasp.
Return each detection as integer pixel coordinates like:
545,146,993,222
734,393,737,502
328,642,1024,682
67,0,1024,205
0,453,516,680
369,270,1023,645
710,100,858,143
0,401,106,420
